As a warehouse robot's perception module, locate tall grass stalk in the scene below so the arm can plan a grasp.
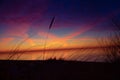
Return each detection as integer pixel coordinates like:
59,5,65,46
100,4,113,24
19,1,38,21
43,16,55,60
8,16,55,60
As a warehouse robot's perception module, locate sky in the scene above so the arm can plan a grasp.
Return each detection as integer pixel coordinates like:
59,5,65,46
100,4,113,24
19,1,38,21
0,0,120,51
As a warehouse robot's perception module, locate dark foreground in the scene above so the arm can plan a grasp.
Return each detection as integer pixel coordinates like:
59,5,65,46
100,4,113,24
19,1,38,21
0,60,120,80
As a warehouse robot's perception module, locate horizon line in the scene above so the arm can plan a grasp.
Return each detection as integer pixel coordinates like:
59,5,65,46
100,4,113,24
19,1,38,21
0,46,114,54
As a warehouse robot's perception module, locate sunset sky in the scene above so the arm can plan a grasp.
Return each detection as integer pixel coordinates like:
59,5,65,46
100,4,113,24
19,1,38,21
0,0,120,51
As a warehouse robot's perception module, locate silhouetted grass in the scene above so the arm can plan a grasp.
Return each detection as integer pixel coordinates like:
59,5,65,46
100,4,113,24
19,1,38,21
7,15,104,61
99,18,120,63
7,16,55,60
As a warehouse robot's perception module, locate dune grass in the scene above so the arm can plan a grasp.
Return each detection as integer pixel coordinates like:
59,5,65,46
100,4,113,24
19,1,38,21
99,18,120,63
7,17,55,60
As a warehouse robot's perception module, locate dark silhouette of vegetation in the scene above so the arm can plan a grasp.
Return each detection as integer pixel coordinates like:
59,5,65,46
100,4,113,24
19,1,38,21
43,16,55,60
99,17,120,63
47,58,65,61
8,16,55,60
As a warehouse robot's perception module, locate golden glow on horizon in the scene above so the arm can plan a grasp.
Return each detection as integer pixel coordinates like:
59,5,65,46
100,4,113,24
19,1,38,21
0,36,98,51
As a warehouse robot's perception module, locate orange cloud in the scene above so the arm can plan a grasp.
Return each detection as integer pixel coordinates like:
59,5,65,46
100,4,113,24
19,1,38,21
0,38,14,45
62,25,93,41
0,37,14,51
